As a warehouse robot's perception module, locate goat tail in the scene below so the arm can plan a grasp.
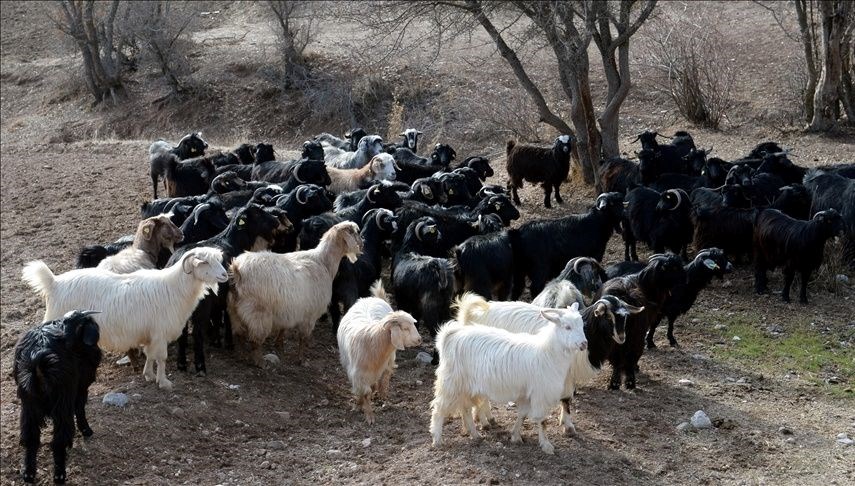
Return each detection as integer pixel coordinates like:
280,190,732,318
454,292,489,326
16,349,55,398
21,261,55,299
149,140,171,158
370,279,388,302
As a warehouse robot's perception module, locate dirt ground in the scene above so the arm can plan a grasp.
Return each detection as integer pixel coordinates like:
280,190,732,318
1,2,854,485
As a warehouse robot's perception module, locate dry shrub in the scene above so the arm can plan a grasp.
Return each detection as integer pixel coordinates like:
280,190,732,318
815,238,849,294
641,12,737,130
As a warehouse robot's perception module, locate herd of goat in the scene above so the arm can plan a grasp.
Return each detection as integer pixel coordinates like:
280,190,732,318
12,126,854,482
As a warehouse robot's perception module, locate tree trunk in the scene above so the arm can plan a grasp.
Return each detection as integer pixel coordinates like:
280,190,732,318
840,18,855,121
795,0,818,123
808,1,849,131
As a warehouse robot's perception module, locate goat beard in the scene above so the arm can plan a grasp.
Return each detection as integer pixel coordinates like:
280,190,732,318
346,252,358,263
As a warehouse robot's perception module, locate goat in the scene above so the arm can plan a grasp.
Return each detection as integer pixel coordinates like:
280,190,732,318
506,135,573,208
599,156,640,195
13,310,102,484
754,209,843,303
164,155,216,198
400,128,423,153
803,169,855,265
646,248,733,348
327,153,397,194
622,188,693,261
531,257,608,308
337,280,420,424
454,230,514,301
97,214,183,273
327,135,385,169
22,247,228,390
392,217,455,336
430,299,587,454
598,253,687,389
149,132,208,199
509,192,625,299
228,222,363,366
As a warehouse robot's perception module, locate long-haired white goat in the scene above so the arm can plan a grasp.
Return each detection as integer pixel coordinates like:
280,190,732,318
228,221,363,366
337,280,421,424
430,293,587,455
22,247,227,390
97,214,183,273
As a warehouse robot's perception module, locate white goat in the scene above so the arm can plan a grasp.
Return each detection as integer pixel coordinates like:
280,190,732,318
400,128,423,153
97,214,183,274
430,295,587,454
326,153,397,194
326,135,384,169
531,281,586,310
228,221,363,366
21,247,228,390
337,280,421,424
455,294,598,436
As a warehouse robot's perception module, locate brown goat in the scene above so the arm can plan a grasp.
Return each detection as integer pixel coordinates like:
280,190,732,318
97,215,184,273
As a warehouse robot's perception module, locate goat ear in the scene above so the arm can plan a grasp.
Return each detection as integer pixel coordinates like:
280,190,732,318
82,321,100,346
567,302,580,312
389,322,406,351
623,303,645,315
141,220,156,240
702,259,720,270
539,309,562,324
593,301,608,317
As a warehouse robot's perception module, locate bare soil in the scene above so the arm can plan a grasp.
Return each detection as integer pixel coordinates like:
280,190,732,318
1,2,853,485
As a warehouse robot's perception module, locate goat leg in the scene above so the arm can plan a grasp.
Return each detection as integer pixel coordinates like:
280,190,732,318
798,269,810,304
542,184,553,209
176,324,190,372
74,391,93,437
781,267,795,303
553,182,563,204
666,316,679,347
19,407,40,483
50,410,74,484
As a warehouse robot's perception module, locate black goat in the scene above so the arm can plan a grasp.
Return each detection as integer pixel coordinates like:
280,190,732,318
164,155,216,198
149,132,208,199
394,200,504,255
604,260,646,279
816,162,855,179
599,156,640,195
169,204,292,373
453,155,494,181
633,130,695,179
14,310,102,484
177,200,231,245
506,135,573,208
599,253,687,389
622,188,693,261
542,256,609,303
646,248,733,349
754,208,843,303
270,184,335,252
433,171,473,206
336,181,403,224
392,217,455,336
454,230,514,301
409,177,447,205
509,192,625,299
804,168,855,264
400,128,423,153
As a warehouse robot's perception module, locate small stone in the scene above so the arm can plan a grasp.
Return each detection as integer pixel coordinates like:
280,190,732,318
691,410,712,429
263,354,280,365
260,461,270,469
732,336,741,342
228,384,240,390
714,324,726,330
267,440,286,450
678,379,695,387
835,274,849,285
171,407,184,417
415,351,433,364
362,438,372,448
836,433,850,440
827,376,840,384
785,437,796,444
115,356,131,365
327,449,341,455
320,399,329,406
276,411,291,420
778,426,793,435
415,380,424,386
838,438,854,447
102,392,129,408
691,318,700,323
736,378,747,384
676,422,693,432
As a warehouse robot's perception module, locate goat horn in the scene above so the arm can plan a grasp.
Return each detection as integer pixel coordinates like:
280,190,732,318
573,257,587,274
293,164,306,184
295,185,308,205
667,189,683,211
366,186,377,203
193,203,211,225
629,134,641,144
415,220,426,241
648,253,667,262
80,310,101,316
375,209,386,228
706,145,714,154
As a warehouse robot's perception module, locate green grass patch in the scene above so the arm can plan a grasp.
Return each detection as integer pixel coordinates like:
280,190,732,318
698,313,855,397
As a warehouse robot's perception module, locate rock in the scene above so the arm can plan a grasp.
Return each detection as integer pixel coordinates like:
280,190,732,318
778,426,793,435
676,422,693,433
362,438,372,448
327,449,341,455
678,379,695,387
268,440,286,450
415,351,433,364
713,324,726,330
835,274,849,285
102,392,129,408
228,384,240,390
263,354,280,366
785,437,796,444
170,407,184,417
838,438,854,446
732,336,741,342
415,380,424,386
260,461,270,469
115,356,131,365
691,318,700,323
691,410,712,429
836,432,850,440
826,376,840,384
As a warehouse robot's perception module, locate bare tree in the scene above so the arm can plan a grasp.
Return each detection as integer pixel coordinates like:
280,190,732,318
360,0,655,187
49,0,129,106
642,11,737,130
127,1,198,97
268,0,316,88
758,0,854,129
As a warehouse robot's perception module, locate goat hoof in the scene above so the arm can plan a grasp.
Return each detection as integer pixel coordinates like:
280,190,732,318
562,423,577,436
669,339,679,348
80,426,94,437
625,382,636,390
510,435,523,444
22,471,35,483
176,362,188,372
54,471,67,484
540,442,555,455
195,369,207,378
799,298,808,304
608,383,620,391
646,341,657,350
